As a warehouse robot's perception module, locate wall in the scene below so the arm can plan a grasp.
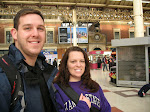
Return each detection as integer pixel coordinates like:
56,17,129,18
100,23,131,43
0,20,147,53
57,48,66,60
0,20,13,43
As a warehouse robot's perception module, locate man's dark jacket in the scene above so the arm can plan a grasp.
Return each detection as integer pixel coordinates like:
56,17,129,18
0,43,58,112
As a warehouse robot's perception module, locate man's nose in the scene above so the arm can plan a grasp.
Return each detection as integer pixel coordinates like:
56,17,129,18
32,28,39,37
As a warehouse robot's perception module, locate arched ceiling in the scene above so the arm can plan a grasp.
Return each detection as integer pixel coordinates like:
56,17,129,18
0,0,150,22
0,0,150,10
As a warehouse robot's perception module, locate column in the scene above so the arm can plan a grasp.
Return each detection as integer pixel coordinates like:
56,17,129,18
133,0,144,37
73,9,77,46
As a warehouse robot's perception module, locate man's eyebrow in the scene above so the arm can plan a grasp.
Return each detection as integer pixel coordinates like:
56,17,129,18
22,24,32,27
38,25,45,28
22,24,45,27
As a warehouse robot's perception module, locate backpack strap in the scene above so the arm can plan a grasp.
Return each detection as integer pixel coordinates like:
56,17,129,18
39,71,54,112
57,84,99,112
58,83,79,104
40,64,58,112
0,54,25,111
0,55,18,95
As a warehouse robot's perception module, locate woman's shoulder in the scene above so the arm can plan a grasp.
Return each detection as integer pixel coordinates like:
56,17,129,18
98,85,103,91
53,83,66,93
53,83,59,89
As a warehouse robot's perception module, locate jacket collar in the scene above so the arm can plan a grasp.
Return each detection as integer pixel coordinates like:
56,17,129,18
8,43,46,69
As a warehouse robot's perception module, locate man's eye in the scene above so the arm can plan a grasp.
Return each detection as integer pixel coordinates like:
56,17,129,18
38,27,45,31
24,27,31,30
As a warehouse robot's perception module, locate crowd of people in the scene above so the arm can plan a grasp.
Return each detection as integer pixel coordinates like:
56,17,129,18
97,55,115,71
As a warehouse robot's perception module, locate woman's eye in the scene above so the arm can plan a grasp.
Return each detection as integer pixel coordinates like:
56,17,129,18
81,60,85,63
71,61,75,63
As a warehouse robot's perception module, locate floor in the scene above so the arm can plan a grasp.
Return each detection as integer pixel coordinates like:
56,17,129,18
90,69,150,112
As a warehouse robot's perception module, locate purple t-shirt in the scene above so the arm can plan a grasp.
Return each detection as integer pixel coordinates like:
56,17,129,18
54,81,111,112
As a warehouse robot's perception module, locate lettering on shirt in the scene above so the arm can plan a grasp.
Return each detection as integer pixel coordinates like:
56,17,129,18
64,94,100,111
64,100,76,111
85,94,100,108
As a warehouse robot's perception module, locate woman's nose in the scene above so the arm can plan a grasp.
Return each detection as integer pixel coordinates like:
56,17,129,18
76,62,81,66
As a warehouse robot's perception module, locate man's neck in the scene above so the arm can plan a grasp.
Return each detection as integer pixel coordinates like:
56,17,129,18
24,55,37,66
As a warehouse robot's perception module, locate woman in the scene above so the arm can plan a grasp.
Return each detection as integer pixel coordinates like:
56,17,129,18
97,57,102,69
53,46,111,112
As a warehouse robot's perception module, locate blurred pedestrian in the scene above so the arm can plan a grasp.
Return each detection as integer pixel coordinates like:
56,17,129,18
97,57,102,69
102,55,108,71
53,58,57,68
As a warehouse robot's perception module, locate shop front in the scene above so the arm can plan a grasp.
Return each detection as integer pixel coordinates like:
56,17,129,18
88,50,104,69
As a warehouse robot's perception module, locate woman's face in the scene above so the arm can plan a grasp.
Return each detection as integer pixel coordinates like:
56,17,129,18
67,51,85,82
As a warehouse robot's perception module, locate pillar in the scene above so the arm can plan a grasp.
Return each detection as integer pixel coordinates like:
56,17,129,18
73,9,77,46
133,0,144,37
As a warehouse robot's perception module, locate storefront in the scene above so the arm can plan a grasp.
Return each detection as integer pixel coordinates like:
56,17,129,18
88,50,112,69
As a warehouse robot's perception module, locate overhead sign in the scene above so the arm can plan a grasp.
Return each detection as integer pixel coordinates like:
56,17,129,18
58,27,88,44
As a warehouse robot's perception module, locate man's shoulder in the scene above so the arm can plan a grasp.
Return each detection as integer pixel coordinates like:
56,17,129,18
0,68,11,91
44,62,55,70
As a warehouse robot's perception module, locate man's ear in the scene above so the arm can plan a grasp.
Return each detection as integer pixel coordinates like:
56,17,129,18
11,28,17,40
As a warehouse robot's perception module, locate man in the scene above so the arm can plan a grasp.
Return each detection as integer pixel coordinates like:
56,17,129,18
102,55,108,71
53,58,57,68
0,9,58,112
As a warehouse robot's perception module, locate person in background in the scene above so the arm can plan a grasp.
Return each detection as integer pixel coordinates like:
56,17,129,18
102,55,108,71
53,46,111,112
0,9,58,112
59,60,61,67
108,55,114,70
53,58,58,68
97,57,102,69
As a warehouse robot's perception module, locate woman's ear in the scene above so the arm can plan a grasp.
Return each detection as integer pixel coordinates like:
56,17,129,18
11,28,17,40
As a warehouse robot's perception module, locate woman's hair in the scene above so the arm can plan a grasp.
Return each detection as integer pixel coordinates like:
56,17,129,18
53,46,99,92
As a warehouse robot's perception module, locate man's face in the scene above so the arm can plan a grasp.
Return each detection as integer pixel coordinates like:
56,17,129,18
12,14,46,58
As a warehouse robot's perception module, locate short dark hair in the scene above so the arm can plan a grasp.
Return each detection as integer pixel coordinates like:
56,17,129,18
54,46,99,92
14,8,44,30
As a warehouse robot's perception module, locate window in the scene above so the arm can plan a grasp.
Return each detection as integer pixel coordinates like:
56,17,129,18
129,28,146,38
113,28,120,39
130,32,134,38
5,28,13,44
46,28,54,44
147,27,150,36
129,28,134,38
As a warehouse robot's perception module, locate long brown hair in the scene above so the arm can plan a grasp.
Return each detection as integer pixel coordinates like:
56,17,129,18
53,46,99,92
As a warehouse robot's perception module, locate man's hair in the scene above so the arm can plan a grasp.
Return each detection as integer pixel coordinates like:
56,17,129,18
14,8,44,30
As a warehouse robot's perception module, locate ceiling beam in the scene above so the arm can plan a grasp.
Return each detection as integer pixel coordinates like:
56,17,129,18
0,1,150,10
110,0,150,3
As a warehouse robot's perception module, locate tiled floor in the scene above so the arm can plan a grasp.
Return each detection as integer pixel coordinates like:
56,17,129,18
90,69,150,112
